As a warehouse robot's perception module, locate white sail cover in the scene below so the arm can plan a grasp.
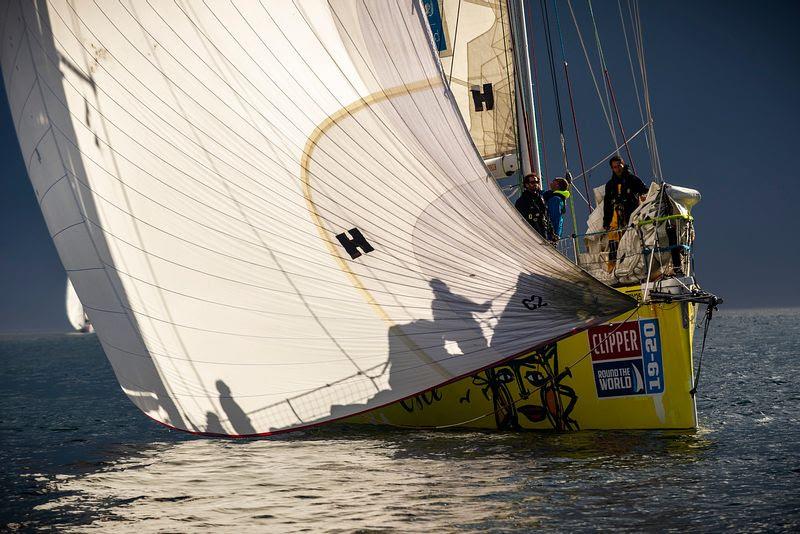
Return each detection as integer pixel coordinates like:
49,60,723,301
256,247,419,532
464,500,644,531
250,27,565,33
65,277,91,332
1,0,634,436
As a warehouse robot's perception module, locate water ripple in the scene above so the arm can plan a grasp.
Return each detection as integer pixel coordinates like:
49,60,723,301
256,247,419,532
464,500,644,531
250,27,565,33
2,309,800,531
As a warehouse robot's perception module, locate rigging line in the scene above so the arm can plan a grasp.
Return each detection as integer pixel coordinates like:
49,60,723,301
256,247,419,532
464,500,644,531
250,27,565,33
604,67,636,173
572,122,647,180
540,0,568,172
541,0,579,254
631,0,658,177
525,4,549,181
631,0,663,180
690,298,718,396
621,0,656,180
552,0,593,210
447,0,463,83
565,0,616,148
587,0,636,171
618,0,646,130
586,0,615,141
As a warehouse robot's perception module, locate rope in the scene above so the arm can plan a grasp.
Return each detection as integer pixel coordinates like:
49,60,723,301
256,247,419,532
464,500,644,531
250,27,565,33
604,68,637,174
618,0,646,132
553,0,592,210
572,122,647,181
566,0,617,148
587,0,618,153
629,0,663,180
690,296,719,396
447,0,463,83
540,0,579,254
540,0,568,172
586,0,636,173
526,5,549,180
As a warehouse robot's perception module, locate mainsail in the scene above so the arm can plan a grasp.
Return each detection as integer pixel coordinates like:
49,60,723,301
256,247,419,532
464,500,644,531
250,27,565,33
2,0,634,436
65,277,92,333
425,0,517,160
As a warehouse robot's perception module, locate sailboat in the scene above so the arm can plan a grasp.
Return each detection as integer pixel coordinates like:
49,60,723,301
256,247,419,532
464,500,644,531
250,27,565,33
1,0,716,437
66,277,93,333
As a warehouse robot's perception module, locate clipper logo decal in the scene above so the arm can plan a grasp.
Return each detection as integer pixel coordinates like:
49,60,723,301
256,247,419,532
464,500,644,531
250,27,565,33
588,319,664,398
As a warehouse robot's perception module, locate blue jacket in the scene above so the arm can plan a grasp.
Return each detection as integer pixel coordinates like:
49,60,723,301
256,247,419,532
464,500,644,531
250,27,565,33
543,190,570,239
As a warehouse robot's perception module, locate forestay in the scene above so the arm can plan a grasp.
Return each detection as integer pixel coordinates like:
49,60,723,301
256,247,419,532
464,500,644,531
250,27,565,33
1,0,634,436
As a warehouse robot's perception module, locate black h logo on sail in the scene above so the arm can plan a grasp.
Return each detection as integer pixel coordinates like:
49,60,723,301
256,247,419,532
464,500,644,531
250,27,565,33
471,83,495,111
336,228,374,259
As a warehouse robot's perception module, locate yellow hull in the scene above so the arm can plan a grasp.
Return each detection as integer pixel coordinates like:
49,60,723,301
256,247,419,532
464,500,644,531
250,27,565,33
346,285,698,431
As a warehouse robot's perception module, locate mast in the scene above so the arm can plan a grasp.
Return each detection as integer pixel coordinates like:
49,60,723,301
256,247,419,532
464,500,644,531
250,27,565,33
509,0,542,180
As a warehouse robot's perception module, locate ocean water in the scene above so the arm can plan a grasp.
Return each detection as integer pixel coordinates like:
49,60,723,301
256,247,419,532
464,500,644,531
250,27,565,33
1,308,799,532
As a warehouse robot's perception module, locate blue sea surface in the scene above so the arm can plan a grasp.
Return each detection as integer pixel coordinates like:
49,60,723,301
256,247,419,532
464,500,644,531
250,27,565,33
1,308,799,532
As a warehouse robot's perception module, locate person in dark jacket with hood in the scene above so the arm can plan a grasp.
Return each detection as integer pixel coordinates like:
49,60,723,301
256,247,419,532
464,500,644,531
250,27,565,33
602,156,648,230
515,173,550,239
603,156,648,264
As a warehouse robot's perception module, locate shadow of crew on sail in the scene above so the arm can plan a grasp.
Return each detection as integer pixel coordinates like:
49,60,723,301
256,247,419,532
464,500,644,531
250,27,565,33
327,278,493,419
489,271,608,354
213,380,257,436
428,278,492,358
204,411,226,435
322,270,633,429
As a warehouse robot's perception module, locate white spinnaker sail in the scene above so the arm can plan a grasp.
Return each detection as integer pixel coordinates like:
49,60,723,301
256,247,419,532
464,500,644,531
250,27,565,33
65,278,89,332
1,0,634,436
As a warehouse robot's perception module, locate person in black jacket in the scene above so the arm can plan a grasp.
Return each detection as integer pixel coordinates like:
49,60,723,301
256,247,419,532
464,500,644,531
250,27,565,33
603,156,648,264
515,173,550,239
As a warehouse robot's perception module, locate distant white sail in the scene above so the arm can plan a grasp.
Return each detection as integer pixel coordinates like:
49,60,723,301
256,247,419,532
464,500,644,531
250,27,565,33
429,0,518,159
65,278,92,333
2,0,634,436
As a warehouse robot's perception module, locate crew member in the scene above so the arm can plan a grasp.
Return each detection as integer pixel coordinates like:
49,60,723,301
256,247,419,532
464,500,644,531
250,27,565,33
515,174,550,239
603,156,648,265
543,177,571,241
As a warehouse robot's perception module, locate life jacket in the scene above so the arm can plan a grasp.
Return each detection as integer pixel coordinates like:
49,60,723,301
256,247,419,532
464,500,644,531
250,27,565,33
551,190,570,213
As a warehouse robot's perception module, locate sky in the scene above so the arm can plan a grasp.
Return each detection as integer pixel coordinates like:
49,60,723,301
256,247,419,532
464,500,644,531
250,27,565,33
1,0,798,332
